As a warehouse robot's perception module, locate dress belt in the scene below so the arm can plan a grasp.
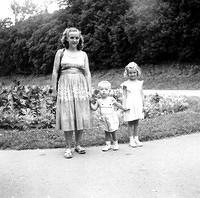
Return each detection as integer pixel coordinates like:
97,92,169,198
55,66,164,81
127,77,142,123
61,67,83,74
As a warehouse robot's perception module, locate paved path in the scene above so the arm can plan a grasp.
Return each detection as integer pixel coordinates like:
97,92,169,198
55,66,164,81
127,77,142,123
144,89,200,96
1,133,200,198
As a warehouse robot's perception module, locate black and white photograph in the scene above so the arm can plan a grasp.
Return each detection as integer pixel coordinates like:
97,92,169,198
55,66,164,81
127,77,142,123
0,0,200,197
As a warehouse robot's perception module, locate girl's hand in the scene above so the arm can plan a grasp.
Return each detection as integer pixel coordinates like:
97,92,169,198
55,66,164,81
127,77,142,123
123,108,130,112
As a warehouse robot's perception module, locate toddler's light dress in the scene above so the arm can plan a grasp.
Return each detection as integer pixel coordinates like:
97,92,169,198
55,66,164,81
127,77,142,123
121,79,144,121
55,49,90,131
98,97,119,132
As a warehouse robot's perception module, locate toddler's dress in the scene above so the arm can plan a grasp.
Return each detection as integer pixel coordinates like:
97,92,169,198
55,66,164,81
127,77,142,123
121,80,144,121
55,49,90,131
98,97,119,132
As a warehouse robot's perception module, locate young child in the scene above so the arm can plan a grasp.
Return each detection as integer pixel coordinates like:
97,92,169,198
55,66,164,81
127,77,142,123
90,81,129,151
121,62,144,148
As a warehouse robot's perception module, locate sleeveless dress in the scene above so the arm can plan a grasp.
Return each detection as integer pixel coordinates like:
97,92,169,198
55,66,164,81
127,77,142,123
98,97,119,132
56,50,90,131
121,80,144,121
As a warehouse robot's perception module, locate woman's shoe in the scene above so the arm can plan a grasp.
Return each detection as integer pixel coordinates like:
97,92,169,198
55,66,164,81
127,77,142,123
75,145,86,154
64,148,73,159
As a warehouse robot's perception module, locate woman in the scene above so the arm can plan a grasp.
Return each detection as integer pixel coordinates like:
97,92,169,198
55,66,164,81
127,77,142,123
52,27,92,159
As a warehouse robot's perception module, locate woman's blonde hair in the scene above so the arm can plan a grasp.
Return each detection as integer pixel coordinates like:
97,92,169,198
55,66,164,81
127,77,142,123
97,81,111,89
124,62,142,78
61,27,84,50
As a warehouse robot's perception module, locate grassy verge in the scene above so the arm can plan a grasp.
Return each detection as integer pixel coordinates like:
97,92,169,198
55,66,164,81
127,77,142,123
1,63,200,89
0,110,200,150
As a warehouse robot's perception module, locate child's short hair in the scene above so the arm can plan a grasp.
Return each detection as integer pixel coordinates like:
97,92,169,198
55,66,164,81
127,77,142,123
98,81,111,89
124,62,141,78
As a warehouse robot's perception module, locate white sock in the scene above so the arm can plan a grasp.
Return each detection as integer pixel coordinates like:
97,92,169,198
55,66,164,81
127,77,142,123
135,136,139,141
106,141,111,146
129,136,134,142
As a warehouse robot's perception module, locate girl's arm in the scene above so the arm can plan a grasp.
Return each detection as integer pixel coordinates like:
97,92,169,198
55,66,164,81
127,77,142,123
52,49,62,96
141,81,144,107
113,100,129,112
84,52,92,96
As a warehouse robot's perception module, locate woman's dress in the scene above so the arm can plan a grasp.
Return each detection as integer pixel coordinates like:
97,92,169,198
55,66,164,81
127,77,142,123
56,50,90,131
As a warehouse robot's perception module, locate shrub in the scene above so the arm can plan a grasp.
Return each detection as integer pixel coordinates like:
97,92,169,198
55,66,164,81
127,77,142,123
0,82,189,130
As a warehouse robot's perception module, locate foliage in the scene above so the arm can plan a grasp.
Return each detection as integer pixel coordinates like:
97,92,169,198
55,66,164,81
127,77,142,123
0,82,189,130
0,0,200,75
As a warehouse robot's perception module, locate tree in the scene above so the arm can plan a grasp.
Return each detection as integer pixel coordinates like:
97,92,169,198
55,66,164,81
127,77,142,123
11,0,39,24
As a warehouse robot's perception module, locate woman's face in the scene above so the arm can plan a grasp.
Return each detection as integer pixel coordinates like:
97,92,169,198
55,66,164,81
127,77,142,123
67,31,80,49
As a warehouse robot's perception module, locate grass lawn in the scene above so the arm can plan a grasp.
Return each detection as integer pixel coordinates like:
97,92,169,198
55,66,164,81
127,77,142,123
1,63,200,89
0,63,200,150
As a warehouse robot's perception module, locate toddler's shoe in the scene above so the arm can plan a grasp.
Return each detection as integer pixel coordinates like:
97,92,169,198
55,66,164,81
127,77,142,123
113,141,119,151
102,141,112,152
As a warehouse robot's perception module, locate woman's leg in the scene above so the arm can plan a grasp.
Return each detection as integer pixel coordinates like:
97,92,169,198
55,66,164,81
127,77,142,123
64,131,73,149
63,131,73,158
75,130,86,154
75,130,83,147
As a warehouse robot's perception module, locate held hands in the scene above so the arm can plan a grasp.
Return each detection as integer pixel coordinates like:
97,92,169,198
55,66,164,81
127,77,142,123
123,108,130,112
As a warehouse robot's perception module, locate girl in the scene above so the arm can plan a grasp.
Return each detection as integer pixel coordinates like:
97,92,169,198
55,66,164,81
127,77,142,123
52,27,92,159
121,62,144,148
90,81,129,151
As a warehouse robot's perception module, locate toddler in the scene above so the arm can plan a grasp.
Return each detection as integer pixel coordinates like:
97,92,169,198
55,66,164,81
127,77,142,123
90,81,129,151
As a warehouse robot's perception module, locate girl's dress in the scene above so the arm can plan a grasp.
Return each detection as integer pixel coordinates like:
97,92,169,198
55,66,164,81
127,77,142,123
121,79,144,121
98,97,119,132
56,49,90,131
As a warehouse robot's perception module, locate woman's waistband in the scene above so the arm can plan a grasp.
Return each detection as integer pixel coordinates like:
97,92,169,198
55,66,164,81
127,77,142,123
61,67,83,74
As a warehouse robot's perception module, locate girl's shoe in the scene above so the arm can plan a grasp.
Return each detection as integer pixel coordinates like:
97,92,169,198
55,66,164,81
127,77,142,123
134,139,143,147
102,141,111,152
75,145,86,154
113,141,119,151
129,140,137,148
64,148,73,159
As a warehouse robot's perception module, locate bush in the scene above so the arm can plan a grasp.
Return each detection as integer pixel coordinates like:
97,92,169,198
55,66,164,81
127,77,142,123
0,82,189,130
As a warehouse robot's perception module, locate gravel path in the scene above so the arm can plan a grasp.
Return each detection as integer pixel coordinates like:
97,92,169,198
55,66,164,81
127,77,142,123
1,133,200,198
144,89,200,96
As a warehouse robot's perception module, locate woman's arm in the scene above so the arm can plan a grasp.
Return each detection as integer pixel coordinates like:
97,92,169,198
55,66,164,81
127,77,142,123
52,50,62,95
84,52,92,95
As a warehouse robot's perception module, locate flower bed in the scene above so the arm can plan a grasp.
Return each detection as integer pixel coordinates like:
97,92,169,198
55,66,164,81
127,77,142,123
0,82,189,130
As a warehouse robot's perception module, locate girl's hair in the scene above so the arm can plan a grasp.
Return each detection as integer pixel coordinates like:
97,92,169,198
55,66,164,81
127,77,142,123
124,62,142,78
98,81,111,89
61,27,84,50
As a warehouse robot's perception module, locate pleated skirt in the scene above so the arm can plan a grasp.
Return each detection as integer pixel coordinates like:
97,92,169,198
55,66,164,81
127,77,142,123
56,70,90,131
